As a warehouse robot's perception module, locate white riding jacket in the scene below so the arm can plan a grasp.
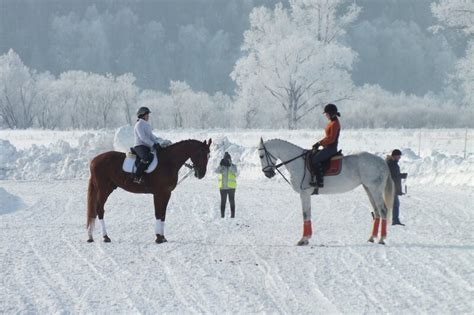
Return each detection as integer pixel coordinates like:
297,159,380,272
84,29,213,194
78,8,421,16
134,119,171,148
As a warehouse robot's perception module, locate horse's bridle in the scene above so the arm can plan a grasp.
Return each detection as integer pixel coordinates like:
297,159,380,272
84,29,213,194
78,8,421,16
258,142,306,185
177,146,209,184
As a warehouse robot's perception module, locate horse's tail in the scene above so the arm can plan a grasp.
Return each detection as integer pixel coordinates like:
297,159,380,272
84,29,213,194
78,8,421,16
384,175,394,224
86,177,97,229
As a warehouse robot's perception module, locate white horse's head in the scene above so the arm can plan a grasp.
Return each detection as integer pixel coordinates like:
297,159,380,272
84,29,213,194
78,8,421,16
258,138,277,178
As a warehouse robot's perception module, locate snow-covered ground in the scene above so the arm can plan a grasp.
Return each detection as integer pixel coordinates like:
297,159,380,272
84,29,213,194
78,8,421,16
0,128,473,313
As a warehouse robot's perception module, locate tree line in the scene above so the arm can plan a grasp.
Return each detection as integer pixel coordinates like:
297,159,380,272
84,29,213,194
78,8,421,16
0,0,472,130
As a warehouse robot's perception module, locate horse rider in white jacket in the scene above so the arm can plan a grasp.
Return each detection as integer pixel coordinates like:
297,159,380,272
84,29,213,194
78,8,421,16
133,106,171,184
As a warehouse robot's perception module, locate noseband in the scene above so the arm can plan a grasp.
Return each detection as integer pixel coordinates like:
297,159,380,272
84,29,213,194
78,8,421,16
258,143,306,185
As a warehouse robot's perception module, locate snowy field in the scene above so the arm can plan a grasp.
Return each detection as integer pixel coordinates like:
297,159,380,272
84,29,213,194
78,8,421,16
0,128,473,313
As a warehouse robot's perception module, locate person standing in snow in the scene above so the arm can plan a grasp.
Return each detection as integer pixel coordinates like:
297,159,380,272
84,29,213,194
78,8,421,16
133,106,171,184
386,149,408,225
215,152,238,218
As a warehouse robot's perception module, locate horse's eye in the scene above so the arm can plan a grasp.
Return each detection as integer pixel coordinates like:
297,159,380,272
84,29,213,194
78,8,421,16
259,155,264,159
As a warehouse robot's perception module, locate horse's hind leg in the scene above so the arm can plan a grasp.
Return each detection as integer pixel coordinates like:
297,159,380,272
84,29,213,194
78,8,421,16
366,186,388,245
96,184,116,243
297,192,312,246
363,185,380,243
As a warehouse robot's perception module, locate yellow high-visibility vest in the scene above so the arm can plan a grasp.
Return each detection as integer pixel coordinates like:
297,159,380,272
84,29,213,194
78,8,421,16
218,169,237,189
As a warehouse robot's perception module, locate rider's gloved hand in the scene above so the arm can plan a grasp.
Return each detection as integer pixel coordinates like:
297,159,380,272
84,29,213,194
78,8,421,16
153,142,162,152
312,142,320,151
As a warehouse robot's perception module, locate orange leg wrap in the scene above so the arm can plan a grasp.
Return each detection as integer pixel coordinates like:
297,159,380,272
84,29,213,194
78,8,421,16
381,219,387,237
372,218,380,237
303,220,312,237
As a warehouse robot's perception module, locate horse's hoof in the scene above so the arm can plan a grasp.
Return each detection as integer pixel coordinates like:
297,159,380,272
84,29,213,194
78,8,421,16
368,236,375,243
155,234,168,244
103,235,111,243
87,238,94,243
378,238,386,245
297,239,309,246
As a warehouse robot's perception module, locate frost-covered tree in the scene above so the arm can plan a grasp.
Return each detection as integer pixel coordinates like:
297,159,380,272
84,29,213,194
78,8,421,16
454,42,474,106
431,0,474,107
0,50,37,129
116,73,139,125
57,71,120,129
169,80,215,128
35,72,68,129
431,0,474,35
231,0,360,129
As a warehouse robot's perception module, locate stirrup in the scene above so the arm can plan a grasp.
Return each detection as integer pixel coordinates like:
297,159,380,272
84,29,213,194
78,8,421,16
133,176,143,184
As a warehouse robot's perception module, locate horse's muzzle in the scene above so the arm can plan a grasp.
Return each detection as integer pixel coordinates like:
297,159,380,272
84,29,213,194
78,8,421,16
195,169,205,179
263,169,276,178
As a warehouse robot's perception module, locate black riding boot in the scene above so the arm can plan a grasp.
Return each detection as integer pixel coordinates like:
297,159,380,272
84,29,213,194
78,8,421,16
316,164,324,188
310,163,324,187
134,160,148,184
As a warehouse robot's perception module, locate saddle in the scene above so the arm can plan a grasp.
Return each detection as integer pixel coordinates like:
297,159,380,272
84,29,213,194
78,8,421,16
122,148,158,174
306,150,343,177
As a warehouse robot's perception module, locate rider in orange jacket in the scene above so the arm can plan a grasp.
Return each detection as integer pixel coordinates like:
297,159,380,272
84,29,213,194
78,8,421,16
310,104,341,187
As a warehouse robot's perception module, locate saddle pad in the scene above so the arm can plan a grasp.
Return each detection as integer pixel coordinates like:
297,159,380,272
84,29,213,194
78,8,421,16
325,156,342,176
122,152,158,174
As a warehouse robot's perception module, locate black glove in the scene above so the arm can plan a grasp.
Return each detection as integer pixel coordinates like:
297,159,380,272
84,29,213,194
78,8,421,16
400,173,408,179
312,142,320,151
153,143,162,152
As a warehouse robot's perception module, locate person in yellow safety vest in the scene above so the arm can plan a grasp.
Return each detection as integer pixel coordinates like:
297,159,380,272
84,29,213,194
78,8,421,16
215,152,238,218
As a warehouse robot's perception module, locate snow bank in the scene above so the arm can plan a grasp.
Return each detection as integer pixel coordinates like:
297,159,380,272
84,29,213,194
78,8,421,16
0,130,114,180
0,187,24,215
0,128,473,186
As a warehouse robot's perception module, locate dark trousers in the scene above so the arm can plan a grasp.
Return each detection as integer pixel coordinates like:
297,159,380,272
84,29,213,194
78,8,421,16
393,195,401,223
133,145,152,177
220,189,235,218
311,145,337,185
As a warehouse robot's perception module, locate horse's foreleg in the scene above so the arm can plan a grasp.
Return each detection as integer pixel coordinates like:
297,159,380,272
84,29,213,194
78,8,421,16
297,192,312,246
154,192,171,244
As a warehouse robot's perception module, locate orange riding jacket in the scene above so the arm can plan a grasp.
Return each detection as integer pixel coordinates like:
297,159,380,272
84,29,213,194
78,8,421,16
319,119,340,147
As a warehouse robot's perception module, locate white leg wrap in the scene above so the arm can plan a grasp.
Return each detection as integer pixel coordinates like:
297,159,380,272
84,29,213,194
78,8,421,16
88,219,95,238
99,219,107,236
155,220,165,235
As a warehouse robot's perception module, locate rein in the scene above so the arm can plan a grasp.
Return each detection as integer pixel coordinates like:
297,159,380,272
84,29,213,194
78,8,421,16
177,163,194,185
259,142,306,186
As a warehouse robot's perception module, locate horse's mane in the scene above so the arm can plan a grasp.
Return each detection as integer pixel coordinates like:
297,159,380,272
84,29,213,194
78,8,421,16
163,139,202,150
266,138,305,151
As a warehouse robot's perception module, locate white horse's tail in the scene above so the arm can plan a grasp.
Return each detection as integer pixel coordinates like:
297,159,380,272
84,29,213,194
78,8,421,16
384,176,394,224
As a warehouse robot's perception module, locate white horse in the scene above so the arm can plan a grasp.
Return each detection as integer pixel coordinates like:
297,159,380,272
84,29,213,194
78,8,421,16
257,138,394,245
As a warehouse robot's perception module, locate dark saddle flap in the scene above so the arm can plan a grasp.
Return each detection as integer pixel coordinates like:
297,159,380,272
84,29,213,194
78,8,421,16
306,150,343,177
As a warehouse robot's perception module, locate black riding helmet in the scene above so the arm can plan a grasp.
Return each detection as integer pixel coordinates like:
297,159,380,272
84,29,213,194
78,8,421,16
323,103,340,118
136,106,151,118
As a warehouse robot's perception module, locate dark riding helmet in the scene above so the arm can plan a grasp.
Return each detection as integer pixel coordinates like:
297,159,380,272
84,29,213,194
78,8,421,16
323,104,340,117
136,106,151,118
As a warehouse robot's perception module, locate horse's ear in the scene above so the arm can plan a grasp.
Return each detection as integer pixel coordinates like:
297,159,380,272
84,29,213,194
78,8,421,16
208,138,212,146
260,137,264,144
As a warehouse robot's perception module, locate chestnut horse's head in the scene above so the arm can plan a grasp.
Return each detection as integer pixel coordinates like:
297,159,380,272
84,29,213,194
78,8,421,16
191,138,212,179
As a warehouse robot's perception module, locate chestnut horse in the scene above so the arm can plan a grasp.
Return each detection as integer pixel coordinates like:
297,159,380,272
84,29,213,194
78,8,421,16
86,139,212,243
